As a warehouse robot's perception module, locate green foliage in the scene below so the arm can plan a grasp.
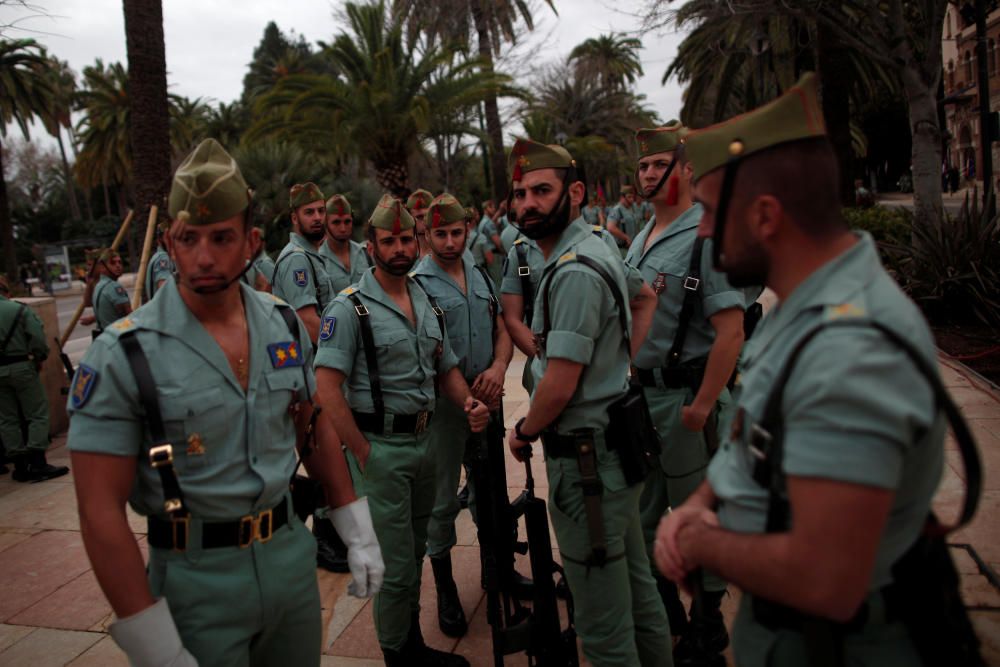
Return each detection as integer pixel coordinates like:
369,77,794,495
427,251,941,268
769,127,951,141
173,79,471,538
883,193,1000,327
842,206,911,245
568,33,644,90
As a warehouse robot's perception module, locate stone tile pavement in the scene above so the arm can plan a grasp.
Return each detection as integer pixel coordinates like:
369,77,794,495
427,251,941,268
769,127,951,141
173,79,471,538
0,352,997,665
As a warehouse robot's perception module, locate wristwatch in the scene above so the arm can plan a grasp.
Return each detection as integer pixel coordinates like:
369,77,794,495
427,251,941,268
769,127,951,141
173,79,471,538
514,417,540,443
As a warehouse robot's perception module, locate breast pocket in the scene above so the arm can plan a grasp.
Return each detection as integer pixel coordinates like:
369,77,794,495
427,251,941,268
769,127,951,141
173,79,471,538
159,386,226,471
420,317,445,368
373,325,413,372
263,369,305,452
644,257,687,302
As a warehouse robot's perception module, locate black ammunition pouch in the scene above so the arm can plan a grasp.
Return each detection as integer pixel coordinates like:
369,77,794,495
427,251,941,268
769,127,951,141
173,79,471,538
607,379,662,486
290,474,324,522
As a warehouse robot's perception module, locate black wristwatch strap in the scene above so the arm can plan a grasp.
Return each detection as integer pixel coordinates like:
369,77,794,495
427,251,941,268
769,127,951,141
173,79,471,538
515,417,540,443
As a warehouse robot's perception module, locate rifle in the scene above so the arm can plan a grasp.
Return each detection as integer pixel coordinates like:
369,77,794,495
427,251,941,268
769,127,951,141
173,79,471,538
470,408,578,667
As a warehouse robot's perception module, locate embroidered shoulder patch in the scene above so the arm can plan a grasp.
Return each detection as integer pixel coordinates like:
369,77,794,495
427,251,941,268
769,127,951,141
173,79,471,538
319,316,336,341
71,364,98,409
267,341,304,368
114,284,127,296
293,269,308,286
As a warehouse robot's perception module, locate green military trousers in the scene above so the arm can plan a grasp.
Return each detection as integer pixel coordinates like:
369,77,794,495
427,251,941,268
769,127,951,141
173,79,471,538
147,504,322,666
638,385,732,593
426,400,475,558
545,438,673,667
0,362,50,457
346,430,436,651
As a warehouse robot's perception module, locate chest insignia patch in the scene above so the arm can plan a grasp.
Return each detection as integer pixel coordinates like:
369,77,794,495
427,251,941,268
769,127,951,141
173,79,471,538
186,433,206,456
114,285,127,297
651,272,667,295
156,257,169,270
267,341,304,368
319,316,336,341
71,364,98,409
293,269,309,286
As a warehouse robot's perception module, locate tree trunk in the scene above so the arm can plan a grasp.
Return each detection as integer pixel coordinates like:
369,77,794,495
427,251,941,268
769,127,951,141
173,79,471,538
905,69,945,232
123,0,171,242
816,22,855,208
55,130,83,221
374,160,410,198
470,0,508,202
0,140,17,280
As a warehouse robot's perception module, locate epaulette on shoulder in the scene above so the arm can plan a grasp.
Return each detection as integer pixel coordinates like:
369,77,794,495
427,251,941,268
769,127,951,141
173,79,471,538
108,317,137,334
824,302,866,321
408,270,417,278
513,238,525,246
557,252,577,265
593,225,603,233
265,293,288,306
339,286,358,296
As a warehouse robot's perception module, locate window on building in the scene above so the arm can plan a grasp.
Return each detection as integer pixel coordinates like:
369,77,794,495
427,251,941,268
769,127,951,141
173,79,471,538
966,51,975,83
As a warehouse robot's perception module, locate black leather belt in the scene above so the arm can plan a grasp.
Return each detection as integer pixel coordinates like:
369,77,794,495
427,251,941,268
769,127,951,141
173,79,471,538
147,498,289,551
351,409,433,435
0,354,29,366
542,429,612,459
634,365,704,390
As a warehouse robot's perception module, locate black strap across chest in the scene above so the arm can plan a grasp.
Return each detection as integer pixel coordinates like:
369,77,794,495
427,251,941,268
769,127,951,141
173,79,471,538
665,235,705,367
750,319,981,535
474,265,500,343
346,279,446,425
538,254,629,353
514,242,534,326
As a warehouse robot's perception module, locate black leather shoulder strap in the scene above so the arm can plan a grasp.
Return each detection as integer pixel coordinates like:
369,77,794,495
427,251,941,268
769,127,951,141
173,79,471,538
753,319,981,535
666,235,706,367
539,254,629,352
514,242,534,325
474,264,499,342
345,292,383,422
0,303,26,354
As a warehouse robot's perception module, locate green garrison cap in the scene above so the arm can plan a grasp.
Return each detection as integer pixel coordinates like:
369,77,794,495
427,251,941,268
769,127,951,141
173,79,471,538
168,138,249,225
369,194,414,235
326,194,352,217
289,182,325,210
621,185,635,195
686,73,826,181
636,120,687,158
427,194,466,228
509,138,575,182
86,247,119,263
406,189,433,211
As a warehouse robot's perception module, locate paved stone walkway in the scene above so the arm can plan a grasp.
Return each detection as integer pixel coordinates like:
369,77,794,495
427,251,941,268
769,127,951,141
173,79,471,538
0,352,997,666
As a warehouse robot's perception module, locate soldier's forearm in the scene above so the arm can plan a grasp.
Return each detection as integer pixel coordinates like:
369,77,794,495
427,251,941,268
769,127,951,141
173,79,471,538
296,307,321,343
695,309,744,411
501,307,535,357
315,369,368,460
439,367,472,408
628,284,657,357
303,410,357,509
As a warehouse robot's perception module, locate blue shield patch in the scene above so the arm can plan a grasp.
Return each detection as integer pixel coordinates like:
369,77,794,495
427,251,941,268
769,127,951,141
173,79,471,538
267,341,305,368
293,269,308,286
156,257,169,270
319,316,336,341
71,364,98,409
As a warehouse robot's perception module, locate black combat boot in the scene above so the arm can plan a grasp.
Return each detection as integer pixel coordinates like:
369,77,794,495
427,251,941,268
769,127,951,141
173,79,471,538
656,575,689,640
12,451,69,483
313,516,349,573
674,589,728,667
430,553,468,637
404,611,470,667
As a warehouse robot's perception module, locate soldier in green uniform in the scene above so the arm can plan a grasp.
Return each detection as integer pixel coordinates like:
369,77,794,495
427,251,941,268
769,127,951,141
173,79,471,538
320,194,370,292
315,194,489,666
272,183,334,342
655,74,947,667
606,185,643,254
477,200,504,287
68,138,383,667
627,123,746,665
503,138,669,667
411,193,513,638
241,230,276,293
0,276,68,483
465,206,494,271
144,223,174,301
83,249,131,335
582,195,606,227
406,188,434,258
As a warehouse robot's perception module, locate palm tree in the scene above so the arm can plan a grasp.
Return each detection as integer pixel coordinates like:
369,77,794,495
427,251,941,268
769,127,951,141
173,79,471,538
123,0,171,237
74,60,132,214
204,101,247,150
38,56,82,221
171,96,212,155
248,1,519,197
0,38,53,278
393,0,556,200
568,33,644,90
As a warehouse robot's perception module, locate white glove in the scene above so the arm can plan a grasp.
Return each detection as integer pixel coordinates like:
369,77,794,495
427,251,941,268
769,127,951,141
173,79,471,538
327,497,385,598
109,598,199,667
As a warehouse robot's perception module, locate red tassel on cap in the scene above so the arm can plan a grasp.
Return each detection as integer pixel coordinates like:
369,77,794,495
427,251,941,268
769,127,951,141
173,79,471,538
432,208,442,228
393,202,402,234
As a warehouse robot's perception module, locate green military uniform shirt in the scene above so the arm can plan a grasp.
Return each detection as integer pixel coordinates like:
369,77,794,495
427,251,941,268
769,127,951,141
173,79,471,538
242,250,276,289
625,204,745,369
314,271,459,415
411,250,500,381
144,247,174,300
607,201,644,244
0,296,48,364
707,233,944,663
466,227,491,269
499,218,520,254
478,216,498,243
320,239,370,293
67,281,314,519
273,233,334,312
581,204,602,227
93,274,130,330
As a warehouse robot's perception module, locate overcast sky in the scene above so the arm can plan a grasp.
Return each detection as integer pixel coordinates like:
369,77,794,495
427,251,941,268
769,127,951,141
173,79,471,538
1,0,688,136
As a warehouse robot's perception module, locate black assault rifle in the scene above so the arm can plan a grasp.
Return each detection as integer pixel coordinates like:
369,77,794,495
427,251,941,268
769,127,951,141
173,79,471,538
469,407,578,667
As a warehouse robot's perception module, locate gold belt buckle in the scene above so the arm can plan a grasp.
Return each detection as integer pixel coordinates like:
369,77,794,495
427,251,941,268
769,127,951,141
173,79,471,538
149,444,174,468
415,411,429,435
239,508,275,547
